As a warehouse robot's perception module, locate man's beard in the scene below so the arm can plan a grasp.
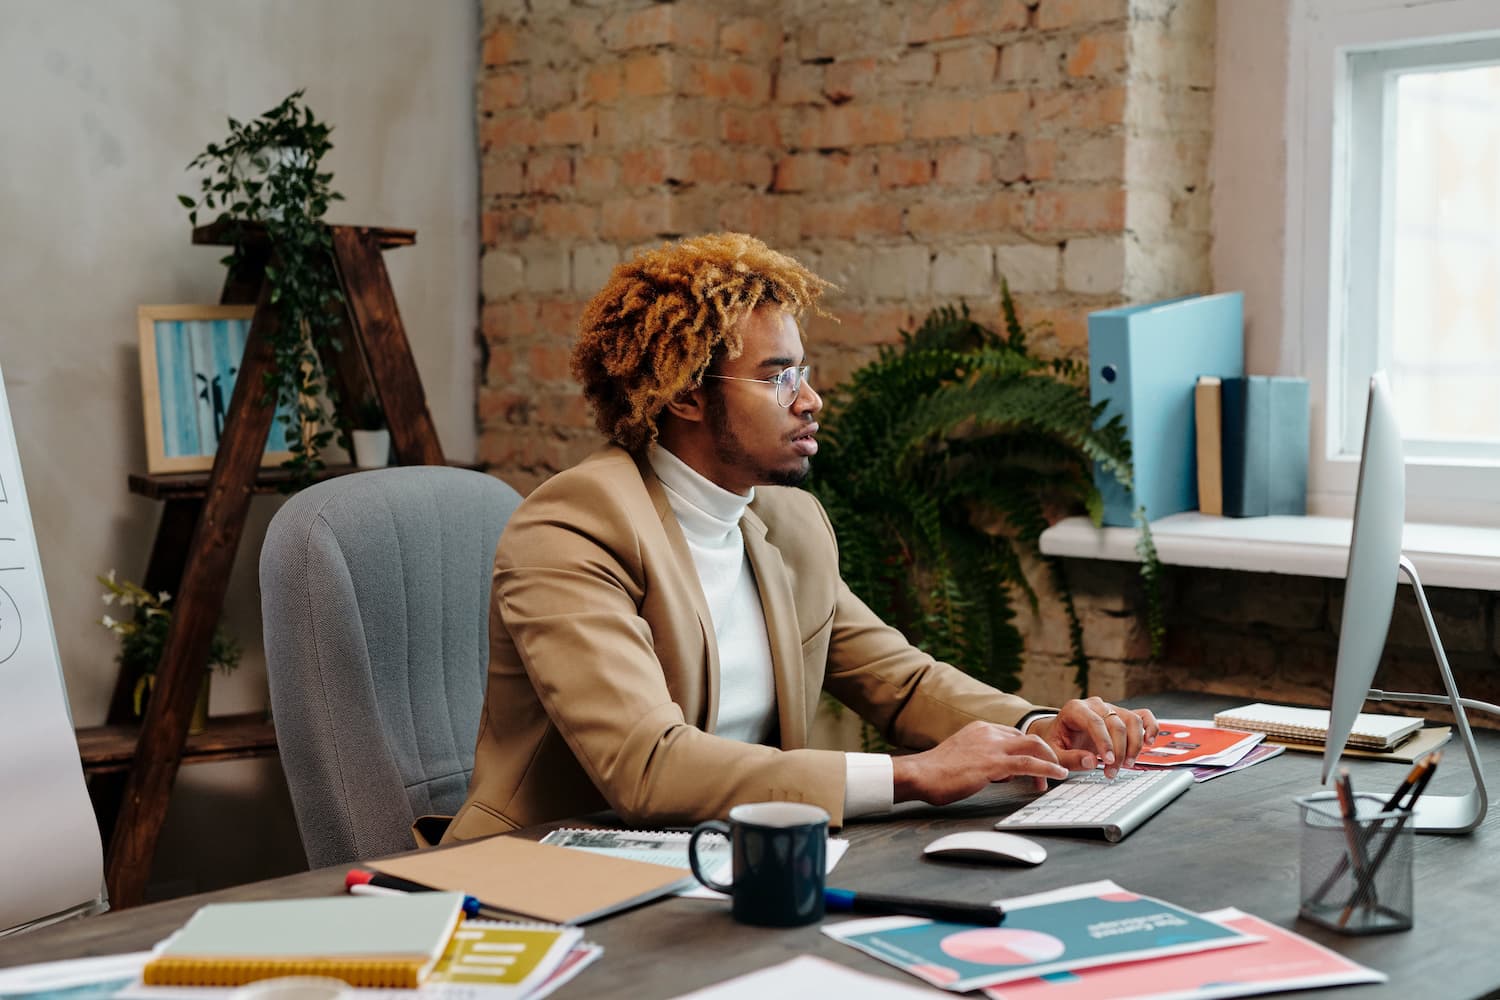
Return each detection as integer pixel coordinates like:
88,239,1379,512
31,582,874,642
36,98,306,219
704,387,809,488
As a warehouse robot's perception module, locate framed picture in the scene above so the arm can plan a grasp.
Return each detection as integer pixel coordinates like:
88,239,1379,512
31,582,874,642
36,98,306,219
137,305,295,474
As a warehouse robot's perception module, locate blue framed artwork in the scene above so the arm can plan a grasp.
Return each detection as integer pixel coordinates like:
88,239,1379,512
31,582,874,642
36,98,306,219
136,305,295,473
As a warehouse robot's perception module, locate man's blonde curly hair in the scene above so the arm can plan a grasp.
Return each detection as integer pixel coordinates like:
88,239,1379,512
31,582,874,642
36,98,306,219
571,232,832,451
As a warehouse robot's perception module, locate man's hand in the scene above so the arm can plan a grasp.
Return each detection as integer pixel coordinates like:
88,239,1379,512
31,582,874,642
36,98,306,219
1029,697,1159,778
891,721,1070,806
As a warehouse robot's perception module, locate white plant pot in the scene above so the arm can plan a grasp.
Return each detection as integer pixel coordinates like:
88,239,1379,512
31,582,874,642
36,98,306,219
351,429,392,469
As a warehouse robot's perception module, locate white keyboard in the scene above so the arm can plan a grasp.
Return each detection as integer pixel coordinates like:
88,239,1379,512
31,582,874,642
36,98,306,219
996,767,1193,843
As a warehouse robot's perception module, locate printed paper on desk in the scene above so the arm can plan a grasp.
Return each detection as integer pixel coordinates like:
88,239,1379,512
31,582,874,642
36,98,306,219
1188,742,1284,783
1136,722,1262,769
668,955,947,999
823,880,1259,993
123,923,588,1000
982,908,1384,999
0,952,150,1000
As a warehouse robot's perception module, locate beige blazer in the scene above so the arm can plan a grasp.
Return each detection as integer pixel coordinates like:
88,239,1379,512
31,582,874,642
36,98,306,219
444,446,1037,841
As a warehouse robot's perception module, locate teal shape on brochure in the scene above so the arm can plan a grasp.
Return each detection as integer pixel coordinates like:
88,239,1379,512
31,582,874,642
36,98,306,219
1088,292,1245,526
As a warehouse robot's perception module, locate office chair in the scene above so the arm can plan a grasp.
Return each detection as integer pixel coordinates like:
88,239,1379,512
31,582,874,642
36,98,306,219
260,466,522,869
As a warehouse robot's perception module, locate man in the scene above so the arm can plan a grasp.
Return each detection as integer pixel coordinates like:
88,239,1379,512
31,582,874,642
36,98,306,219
445,233,1156,841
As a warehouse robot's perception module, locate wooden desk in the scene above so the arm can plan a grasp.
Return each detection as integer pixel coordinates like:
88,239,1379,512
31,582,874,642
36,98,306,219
5,693,1498,997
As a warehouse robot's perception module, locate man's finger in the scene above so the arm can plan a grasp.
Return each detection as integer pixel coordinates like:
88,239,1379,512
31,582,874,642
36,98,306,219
1076,706,1115,766
1055,748,1096,771
1121,714,1144,766
1001,732,1061,764
1136,708,1160,743
994,754,1069,783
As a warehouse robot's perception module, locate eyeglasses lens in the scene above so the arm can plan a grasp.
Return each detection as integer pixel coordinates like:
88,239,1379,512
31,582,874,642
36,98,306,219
776,366,808,406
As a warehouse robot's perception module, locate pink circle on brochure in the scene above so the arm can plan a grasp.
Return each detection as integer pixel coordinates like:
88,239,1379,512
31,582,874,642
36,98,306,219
940,928,1065,965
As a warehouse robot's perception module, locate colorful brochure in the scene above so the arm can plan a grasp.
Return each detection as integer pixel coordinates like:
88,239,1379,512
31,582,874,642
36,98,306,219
669,954,952,998
982,908,1385,999
1137,722,1262,769
1189,742,1284,782
822,881,1258,992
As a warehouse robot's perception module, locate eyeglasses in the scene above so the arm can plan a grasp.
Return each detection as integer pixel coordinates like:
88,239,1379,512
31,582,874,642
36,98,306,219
703,365,812,408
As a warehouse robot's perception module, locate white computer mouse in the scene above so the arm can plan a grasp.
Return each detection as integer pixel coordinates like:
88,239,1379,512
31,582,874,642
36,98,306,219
922,831,1047,866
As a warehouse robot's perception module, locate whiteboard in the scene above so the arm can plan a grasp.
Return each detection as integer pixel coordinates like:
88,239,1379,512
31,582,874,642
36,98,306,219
0,364,105,935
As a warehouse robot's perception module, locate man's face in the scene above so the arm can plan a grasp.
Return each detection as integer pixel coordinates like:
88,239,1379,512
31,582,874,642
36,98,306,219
700,305,822,494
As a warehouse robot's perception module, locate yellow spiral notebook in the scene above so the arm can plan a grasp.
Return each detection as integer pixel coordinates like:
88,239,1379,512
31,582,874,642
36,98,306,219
142,892,466,988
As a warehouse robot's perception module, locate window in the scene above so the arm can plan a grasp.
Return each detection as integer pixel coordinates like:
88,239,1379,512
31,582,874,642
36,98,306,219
1288,0,1500,524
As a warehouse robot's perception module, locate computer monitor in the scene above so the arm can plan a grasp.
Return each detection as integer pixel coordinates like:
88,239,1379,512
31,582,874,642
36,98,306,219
1320,372,1487,833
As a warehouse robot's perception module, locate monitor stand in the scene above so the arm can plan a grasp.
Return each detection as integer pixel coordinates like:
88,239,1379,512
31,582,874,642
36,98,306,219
1362,556,1489,834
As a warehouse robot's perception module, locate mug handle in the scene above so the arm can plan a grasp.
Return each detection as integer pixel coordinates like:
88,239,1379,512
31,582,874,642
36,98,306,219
688,820,734,893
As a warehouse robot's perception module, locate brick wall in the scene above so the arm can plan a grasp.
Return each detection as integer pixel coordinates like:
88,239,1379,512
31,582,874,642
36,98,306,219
476,0,1214,494
474,0,1500,723
1022,560,1500,729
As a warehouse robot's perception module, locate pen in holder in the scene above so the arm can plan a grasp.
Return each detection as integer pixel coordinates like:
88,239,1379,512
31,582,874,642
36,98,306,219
1296,792,1414,935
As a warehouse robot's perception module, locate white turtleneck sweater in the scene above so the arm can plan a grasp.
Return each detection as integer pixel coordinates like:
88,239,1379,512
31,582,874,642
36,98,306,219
648,445,893,817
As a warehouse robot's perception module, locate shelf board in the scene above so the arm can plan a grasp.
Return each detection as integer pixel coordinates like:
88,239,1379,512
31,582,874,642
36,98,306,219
192,220,416,250
77,712,278,775
129,460,485,501
1040,511,1500,590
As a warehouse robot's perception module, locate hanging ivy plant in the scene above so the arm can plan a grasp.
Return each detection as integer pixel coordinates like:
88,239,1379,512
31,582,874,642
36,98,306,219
178,89,347,484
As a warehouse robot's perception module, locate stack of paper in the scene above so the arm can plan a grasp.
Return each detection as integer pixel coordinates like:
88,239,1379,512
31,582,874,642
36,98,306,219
1135,722,1263,770
1133,720,1287,782
824,880,1385,998
981,908,1383,999
0,919,601,1000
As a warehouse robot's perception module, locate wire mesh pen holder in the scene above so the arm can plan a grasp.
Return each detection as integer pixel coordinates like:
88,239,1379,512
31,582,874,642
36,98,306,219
1296,793,1414,934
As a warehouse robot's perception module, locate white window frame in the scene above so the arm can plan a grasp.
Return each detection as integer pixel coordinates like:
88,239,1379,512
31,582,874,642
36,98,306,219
1285,0,1500,526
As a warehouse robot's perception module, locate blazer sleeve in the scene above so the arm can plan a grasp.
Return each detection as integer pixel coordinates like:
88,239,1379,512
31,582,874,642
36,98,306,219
809,499,1047,749
495,483,851,827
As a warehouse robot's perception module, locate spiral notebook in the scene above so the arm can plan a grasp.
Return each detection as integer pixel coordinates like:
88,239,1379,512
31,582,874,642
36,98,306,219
142,892,466,988
1212,703,1422,751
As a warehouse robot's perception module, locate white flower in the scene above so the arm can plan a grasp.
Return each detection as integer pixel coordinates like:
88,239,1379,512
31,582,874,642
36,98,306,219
106,569,116,584
102,592,116,606
101,614,116,629
158,591,171,605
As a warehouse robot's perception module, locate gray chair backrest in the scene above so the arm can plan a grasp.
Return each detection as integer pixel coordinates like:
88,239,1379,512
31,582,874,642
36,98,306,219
260,466,522,869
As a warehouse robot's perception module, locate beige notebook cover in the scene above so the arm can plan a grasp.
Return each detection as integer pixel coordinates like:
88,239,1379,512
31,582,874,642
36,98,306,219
373,836,693,925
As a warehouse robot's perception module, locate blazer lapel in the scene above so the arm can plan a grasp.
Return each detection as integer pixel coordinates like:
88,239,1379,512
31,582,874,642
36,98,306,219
640,458,720,731
741,507,808,749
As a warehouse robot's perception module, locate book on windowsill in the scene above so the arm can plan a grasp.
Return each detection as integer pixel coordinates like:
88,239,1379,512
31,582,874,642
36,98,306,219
1212,702,1423,751
142,892,466,988
1194,375,1224,515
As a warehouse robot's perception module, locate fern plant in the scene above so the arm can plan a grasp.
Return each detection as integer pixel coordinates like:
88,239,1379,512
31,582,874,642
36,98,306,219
809,284,1161,698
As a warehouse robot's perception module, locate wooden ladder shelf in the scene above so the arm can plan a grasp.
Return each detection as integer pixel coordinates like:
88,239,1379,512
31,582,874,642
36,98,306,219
81,223,446,908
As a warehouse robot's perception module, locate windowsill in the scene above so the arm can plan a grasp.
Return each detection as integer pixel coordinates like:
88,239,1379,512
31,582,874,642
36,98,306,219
1038,512,1500,591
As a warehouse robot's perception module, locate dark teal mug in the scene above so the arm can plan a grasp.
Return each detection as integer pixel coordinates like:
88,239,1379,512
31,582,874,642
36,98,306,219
688,802,829,927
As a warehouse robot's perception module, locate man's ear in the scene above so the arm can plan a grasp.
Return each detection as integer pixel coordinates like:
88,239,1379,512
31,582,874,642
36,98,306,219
663,384,707,424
